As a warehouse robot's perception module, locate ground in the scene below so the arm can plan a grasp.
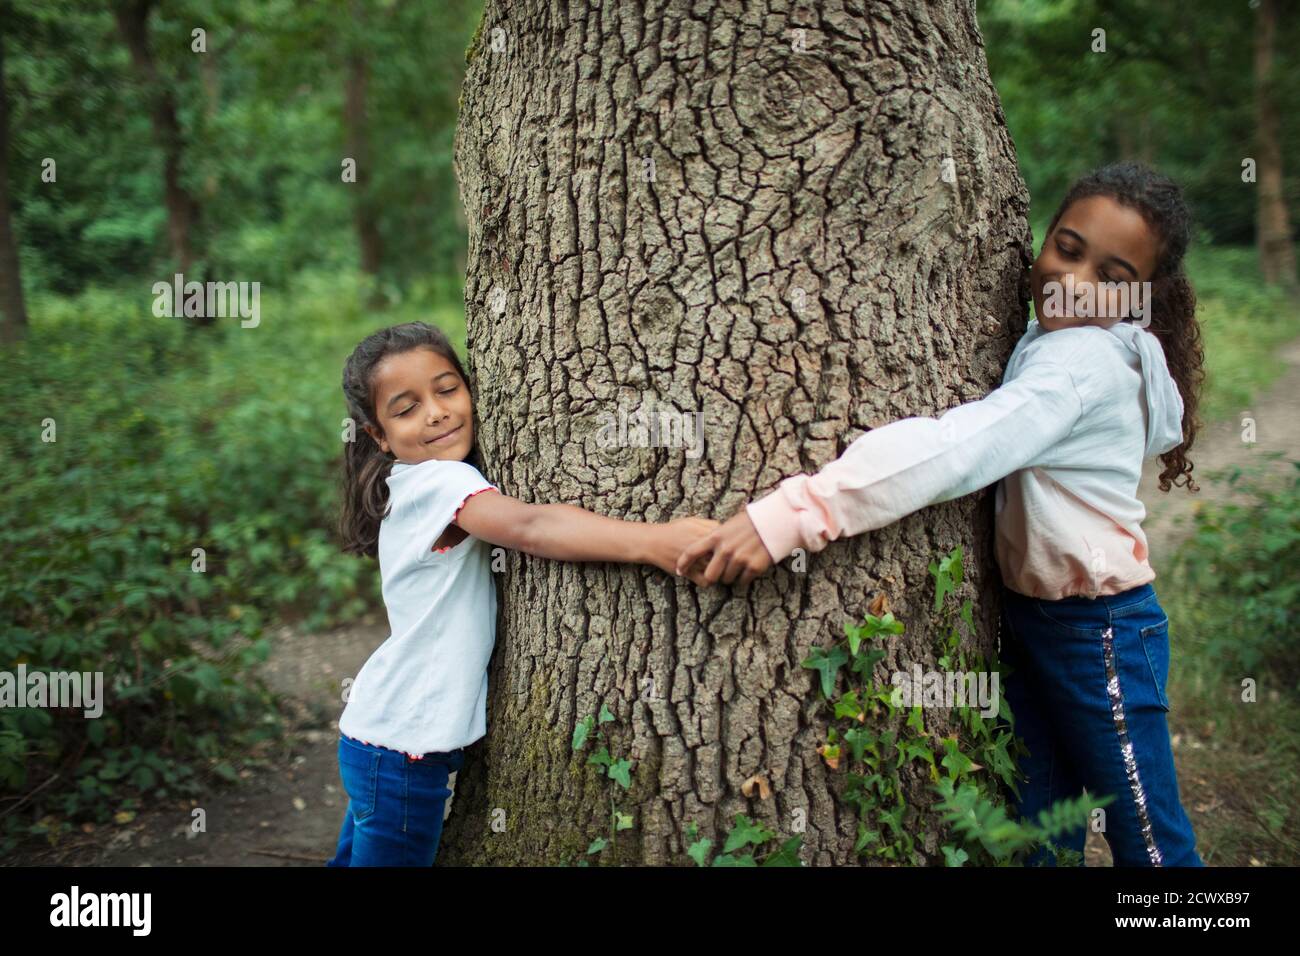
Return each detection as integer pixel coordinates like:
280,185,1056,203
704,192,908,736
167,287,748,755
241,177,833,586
11,338,1299,868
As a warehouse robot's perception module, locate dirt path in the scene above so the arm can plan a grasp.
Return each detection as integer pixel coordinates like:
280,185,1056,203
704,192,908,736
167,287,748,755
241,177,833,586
1138,335,1300,569
13,340,1298,868
9,618,392,867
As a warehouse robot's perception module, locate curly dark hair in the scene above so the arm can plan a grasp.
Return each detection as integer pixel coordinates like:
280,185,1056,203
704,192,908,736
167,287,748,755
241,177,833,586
338,322,483,558
1044,162,1204,492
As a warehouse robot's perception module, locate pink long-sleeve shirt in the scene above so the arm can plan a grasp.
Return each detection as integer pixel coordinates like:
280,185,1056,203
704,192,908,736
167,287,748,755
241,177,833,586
744,320,1186,599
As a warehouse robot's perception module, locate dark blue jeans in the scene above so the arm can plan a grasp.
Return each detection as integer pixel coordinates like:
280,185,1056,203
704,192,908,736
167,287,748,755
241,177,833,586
1000,583,1203,866
325,734,464,867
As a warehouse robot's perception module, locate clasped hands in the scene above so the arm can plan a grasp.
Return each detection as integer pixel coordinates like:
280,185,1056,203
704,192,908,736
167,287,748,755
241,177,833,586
648,510,774,587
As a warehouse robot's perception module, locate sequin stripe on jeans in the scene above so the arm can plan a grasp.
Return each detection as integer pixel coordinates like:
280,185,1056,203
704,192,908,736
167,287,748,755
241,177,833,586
998,583,1203,867
1101,625,1162,866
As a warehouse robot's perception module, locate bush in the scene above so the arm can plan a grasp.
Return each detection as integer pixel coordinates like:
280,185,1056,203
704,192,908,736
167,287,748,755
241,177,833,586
0,272,458,851
1168,457,1300,692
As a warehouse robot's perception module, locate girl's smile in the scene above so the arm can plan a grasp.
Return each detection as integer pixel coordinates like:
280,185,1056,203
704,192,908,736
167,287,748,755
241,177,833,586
1031,194,1160,332
364,346,475,464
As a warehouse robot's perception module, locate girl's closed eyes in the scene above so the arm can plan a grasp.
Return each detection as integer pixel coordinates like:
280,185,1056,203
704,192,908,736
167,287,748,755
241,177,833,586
1030,193,1157,330
362,348,476,466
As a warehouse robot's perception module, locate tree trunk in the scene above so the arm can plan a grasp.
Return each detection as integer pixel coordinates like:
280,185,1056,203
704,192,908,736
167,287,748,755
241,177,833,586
113,0,201,279
0,24,27,345
443,0,1031,866
1254,0,1297,292
344,5,383,277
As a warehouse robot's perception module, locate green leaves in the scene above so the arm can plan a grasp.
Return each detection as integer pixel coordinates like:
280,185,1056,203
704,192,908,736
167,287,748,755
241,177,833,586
571,716,594,751
685,815,803,867
928,546,964,613
723,814,775,854
802,644,849,698
572,706,635,863
685,822,713,867
607,759,632,790
939,738,975,779
844,611,904,654
800,544,1110,865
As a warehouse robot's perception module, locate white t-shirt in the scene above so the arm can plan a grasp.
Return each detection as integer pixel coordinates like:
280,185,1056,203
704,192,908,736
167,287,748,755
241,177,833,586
337,458,498,755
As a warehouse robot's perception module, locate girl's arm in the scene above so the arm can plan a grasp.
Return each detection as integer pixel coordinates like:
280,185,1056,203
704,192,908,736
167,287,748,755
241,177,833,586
454,490,717,577
677,355,1089,585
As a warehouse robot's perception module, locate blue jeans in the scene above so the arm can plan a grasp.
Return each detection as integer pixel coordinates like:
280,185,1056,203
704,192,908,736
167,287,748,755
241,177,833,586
325,734,464,867
1000,583,1203,866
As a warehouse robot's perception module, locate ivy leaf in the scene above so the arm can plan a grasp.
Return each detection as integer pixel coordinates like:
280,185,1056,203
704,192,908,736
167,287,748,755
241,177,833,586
930,548,965,611
607,758,632,790
598,704,615,724
761,836,804,867
844,620,864,655
986,731,1019,788
896,738,935,769
802,644,849,698
843,726,875,764
871,612,905,636
712,853,758,867
586,837,609,855
723,814,774,854
851,647,887,680
906,705,926,737
687,836,713,867
930,565,954,613
572,715,594,751
854,822,880,853
833,690,863,722
940,738,975,778
942,845,970,867
818,742,841,770
587,746,611,770
615,812,634,831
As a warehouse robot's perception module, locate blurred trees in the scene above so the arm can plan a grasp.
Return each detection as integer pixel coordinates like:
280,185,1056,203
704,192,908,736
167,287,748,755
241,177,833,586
1,0,482,313
1254,0,1297,291
0,0,1293,320
113,0,201,277
982,0,1298,289
0,9,27,342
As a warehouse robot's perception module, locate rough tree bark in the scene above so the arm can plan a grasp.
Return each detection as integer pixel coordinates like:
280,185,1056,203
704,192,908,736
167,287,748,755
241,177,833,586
442,0,1032,866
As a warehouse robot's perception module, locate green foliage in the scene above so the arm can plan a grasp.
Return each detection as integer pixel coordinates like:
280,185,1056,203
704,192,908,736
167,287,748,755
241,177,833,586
573,709,805,867
572,704,635,864
1168,458,1300,691
1178,246,1300,421
980,0,1300,248
802,546,1111,865
1157,463,1300,865
0,273,456,852
684,817,803,868
5,0,484,296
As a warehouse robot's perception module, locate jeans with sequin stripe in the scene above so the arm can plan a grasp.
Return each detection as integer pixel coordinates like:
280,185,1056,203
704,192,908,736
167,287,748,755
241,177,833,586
999,582,1203,866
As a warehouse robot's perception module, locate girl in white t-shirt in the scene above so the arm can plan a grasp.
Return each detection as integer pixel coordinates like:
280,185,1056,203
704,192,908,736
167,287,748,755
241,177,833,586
326,322,716,867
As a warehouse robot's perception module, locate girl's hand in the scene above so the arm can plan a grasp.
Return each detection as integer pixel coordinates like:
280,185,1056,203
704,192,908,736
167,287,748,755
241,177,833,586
675,509,773,586
644,517,720,578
